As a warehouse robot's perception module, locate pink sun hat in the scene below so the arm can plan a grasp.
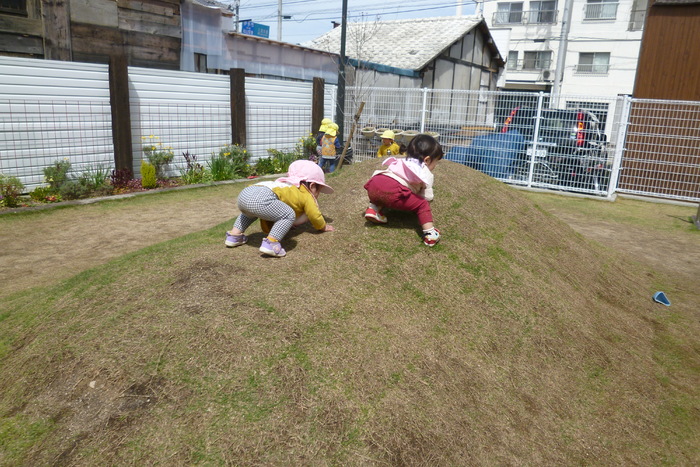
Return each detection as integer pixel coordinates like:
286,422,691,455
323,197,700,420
277,160,334,194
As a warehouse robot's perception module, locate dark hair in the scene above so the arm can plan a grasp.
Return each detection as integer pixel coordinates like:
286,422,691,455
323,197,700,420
406,134,444,163
398,143,408,154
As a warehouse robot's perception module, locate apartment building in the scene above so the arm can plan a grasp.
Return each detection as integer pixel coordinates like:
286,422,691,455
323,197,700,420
482,0,647,99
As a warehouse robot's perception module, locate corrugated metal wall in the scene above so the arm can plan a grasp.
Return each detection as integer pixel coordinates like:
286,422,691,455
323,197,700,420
0,56,326,187
0,57,113,188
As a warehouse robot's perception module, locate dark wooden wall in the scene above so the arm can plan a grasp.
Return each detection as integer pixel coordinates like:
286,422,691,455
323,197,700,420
633,2,700,100
0,0,181,69
622,2,700,199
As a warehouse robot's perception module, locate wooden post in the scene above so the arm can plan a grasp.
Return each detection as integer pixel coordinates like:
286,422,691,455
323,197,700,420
336,102,364,171
693,204,700,229
312,77,325,136
109,54,133,172
230,68,246,147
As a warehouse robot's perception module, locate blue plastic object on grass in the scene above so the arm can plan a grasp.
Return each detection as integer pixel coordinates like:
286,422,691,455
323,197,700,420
652,291,671,306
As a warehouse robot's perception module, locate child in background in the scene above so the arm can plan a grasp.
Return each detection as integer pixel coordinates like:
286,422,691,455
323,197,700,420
363,134,444,246
318,124,342,173
315,118,333,157
225,160,335,257
376,130,401,157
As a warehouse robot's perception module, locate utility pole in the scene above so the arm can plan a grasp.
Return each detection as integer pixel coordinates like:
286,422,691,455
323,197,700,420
335,0,348,143
277,0,282,41
551,0,574,107
233,0,240,32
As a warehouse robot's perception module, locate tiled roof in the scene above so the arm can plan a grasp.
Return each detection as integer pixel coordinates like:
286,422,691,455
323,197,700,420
304,16,484,71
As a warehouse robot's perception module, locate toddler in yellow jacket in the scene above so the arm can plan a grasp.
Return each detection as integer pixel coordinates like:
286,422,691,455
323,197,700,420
225,160,335,257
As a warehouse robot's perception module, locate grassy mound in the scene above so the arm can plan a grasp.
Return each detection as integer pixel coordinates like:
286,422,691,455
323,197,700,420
1,160,697,465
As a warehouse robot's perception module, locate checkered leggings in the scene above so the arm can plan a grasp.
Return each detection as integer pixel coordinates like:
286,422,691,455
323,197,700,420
234,185,295,240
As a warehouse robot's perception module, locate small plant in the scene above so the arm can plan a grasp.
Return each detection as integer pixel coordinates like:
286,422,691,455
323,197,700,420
180,152,212,185
59,179,94,200
29,186,60,203
254,149,301,175
0,174,25,207
142,135,174,178
298,133,318,159
81,164,110,191
208,144,251,181
43,158,71,192
110,168,133,190
141,161,158,189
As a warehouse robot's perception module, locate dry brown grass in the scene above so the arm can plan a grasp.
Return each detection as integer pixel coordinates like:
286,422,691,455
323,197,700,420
1,160,698,465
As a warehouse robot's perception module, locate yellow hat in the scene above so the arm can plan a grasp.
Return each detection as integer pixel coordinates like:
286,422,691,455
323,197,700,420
325,127,337,137
319,118,332,133
380,130,395,140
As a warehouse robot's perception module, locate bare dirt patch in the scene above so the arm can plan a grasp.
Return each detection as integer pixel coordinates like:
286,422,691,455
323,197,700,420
0,185,244,298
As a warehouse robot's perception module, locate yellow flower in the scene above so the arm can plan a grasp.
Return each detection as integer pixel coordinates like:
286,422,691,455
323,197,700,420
141,136,146,140
149,135,154,139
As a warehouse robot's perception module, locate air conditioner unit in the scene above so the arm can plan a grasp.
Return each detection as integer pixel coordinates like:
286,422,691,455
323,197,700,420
539,70,553,81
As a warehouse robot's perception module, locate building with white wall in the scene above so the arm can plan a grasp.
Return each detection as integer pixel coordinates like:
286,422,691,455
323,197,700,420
482,0,647,99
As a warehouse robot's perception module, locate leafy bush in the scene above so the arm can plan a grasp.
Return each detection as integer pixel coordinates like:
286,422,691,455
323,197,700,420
110,168,133,190
208,144,250,181
254,149,303,175
298,133,318,159
81,164,110,191
58,179,94,200
142,135,174,178
29,186,60,203
43,158,71,192
141,161,158,189
0,174,25,207
180,152,212,185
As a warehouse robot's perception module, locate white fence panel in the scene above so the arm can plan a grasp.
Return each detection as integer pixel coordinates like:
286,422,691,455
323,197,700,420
246,78,315,160
0,57,113,190
127,66,232,176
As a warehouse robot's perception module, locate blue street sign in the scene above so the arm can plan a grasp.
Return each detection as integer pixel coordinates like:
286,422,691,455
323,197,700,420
241,21,269,39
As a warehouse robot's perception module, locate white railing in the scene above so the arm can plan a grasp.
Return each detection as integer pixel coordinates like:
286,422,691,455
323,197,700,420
584,2,619,20
493,9,558,25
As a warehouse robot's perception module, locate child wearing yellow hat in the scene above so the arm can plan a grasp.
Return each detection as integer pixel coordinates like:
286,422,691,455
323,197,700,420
318,123,342,173
377,130,401,157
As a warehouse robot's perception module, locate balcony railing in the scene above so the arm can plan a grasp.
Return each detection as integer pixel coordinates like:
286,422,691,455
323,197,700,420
628,9,646,31
506,59,553,72
583,3,619,20
493,9,558,25
575,63,610,74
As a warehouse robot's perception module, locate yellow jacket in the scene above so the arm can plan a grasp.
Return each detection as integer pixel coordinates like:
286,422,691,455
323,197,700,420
377,142,400,157
267,182,326,230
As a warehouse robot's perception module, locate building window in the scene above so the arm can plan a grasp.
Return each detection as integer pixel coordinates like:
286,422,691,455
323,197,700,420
584,0,618,20
494,2,524,24
523,51,552,70
530,1,557,24
576,52,610,73
195,53,207,73
0,0,27,16
507,51,519,70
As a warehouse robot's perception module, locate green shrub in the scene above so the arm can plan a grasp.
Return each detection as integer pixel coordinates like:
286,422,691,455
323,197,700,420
59,179,94,200
0,174,25,207
180,152,212,185
80,164,110,191
208,144,250,181
29,186,57,203
141,161,158,189
142,135,174,178
43,158,71,192
254,149,303,175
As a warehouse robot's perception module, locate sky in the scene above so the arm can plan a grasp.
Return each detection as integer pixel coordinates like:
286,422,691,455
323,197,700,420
219,0,478,45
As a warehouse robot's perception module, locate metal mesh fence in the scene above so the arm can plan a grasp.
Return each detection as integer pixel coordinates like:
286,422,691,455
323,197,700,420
345,88,622,197
0,98,113,190
617,99,700,202
2,81,700,203
130,101,232,178
247,105,314,161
